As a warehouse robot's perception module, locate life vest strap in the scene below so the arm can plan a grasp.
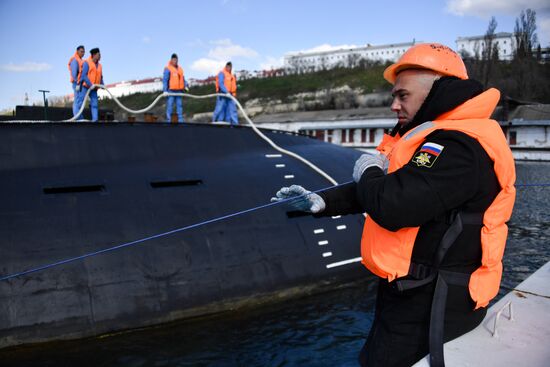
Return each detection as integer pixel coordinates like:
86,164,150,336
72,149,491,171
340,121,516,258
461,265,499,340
393,211,483,366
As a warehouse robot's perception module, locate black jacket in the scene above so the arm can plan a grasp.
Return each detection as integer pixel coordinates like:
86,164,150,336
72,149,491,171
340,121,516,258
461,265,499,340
318,78,500,271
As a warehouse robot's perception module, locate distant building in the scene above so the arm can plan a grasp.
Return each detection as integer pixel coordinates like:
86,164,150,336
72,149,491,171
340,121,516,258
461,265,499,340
257,104,550,161
283,32,542,73
283,41,417,72
501,119,550,160
455,32,515,60
256,107,396,153
94,68,287,99
188,76,216,88
98,78,163,99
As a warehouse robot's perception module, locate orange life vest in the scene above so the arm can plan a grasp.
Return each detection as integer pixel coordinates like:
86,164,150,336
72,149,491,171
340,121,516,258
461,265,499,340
165,63,185,91
80,57,103,88
67,52,84,83
215,69,237,96
361,88,516,309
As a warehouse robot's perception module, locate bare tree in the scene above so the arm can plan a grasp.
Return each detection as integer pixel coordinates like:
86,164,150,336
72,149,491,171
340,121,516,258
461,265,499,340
286,57,302,75
319,56,328,71
346,53,361,69
482,17,498,86
514,8,538,59
473,41,481,61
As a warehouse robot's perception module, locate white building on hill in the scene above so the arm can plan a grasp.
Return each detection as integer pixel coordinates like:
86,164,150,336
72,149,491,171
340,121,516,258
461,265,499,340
283,32,522,72
98,78,163,99
283,41,417,71
455,32,515,60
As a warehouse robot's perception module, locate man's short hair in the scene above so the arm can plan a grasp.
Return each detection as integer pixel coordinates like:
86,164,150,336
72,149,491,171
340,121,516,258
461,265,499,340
76,45,85,51
171,53,178,59
226,62,232,67
90,48,100,56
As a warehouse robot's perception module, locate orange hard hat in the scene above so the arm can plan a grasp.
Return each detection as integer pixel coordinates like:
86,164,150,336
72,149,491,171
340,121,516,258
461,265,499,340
383,43,468,84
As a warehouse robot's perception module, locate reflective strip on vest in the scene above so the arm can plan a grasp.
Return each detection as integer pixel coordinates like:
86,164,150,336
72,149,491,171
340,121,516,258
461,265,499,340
165,63,185,91
361,88,516,309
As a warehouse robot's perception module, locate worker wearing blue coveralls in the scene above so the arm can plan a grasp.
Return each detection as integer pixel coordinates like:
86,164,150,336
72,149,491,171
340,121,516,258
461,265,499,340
80,48,104,122
213,62,238,125
163,53,189,123
68,45,85,120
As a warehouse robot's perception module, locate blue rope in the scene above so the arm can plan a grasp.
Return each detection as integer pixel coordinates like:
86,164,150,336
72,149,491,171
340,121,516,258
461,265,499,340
515,183,550,187
1,181,549,282
0,181,353,282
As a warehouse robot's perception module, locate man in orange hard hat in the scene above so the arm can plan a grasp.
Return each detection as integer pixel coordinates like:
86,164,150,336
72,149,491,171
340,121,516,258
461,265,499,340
272,43,515,366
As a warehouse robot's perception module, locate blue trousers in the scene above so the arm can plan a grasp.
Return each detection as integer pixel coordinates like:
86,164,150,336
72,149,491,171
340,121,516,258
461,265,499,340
72,83,84,120
82,87,99,122
166,93,184,122
227,99,238,125
213,96,226,122
213,96,238,125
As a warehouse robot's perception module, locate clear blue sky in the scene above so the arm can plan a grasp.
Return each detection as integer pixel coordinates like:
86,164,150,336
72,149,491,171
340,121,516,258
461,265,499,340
0,0,547,111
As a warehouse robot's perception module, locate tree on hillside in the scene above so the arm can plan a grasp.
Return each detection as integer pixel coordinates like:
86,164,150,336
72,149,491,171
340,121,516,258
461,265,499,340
346,53,361,69
462,8,549,104
509,8,544,101
481,16,499,86
514,8,538,59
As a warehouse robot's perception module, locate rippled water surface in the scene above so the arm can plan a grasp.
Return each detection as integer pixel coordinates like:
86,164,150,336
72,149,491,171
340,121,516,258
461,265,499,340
2,162,549,367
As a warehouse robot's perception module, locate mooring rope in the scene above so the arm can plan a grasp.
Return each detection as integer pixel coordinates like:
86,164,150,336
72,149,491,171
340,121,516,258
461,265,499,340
5,85,340,185
74,85,339,185
0,85,345,283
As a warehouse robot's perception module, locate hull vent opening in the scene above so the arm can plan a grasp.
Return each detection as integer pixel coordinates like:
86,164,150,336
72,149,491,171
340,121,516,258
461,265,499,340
286,210,311,219
150,179,203,188
43,184,106,194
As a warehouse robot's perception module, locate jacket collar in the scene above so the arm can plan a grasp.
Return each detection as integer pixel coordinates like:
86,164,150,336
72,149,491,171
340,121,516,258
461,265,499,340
435,88,500,121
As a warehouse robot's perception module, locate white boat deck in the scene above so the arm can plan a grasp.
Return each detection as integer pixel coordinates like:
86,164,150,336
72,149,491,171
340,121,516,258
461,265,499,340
413,261,550,366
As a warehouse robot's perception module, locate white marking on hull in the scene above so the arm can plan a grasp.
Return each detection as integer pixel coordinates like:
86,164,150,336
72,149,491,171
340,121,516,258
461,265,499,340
322,252,333,257
331,215,341,219
318,240,329,246
313,229,325,234
275,164,286,168
265,154,282,158
326,257,362,269
284,175,295,179
336,225,347,230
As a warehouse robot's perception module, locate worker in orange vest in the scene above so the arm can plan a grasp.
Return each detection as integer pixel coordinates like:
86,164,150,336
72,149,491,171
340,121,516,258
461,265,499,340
68,45,85,120
79,48,103,122
163,53,188,123
272,43,515,367
213,62,238,125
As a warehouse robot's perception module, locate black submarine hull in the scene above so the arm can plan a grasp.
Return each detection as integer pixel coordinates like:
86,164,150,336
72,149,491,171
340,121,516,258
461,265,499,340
0,122,368,348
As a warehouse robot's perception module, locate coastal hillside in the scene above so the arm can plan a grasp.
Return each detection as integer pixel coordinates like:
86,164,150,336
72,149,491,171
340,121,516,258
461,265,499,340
94,58,549,122
97,63,393,121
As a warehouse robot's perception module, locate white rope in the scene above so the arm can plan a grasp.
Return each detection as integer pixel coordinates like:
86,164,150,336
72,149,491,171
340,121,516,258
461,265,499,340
6,84,339,185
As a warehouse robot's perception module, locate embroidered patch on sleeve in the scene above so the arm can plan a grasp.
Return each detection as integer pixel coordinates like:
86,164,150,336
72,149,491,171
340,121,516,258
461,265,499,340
411,142,444,168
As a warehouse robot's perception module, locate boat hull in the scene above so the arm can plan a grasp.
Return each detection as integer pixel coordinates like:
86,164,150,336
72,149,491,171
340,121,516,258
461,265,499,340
0,123,368,348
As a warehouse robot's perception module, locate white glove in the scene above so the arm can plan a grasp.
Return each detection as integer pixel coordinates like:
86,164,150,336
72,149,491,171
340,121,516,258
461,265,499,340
353,153,389,183
75,84,81,92
271,185,326,213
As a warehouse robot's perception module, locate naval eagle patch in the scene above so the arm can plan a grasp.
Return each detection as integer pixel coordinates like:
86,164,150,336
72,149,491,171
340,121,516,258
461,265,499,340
411,142,444,168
